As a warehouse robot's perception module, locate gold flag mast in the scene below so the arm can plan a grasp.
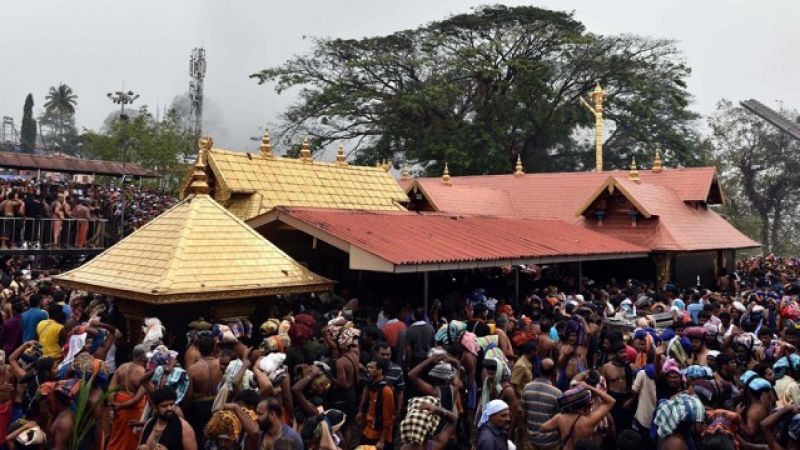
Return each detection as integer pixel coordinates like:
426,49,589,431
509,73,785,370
580,82,608,172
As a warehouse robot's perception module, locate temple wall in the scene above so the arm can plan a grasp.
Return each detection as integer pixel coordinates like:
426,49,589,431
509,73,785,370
673,251,716,288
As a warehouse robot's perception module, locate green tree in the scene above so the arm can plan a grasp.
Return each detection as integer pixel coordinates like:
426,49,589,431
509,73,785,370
709,99,800,254
82,106,193,192
20,94,37,153
251,5,705,175
38,109,80,153
43,83,78,150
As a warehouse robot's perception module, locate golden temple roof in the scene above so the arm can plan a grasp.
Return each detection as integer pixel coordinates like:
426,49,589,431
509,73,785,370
183,147,409,221
53,193,333,304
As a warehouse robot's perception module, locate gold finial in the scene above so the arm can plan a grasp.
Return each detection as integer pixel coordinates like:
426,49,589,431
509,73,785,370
300,136,312,161
652,145,663,173
260,130,272,157
514,154,524,177
198,136,213,151
189,139,210,194
442,162,451,186
381,159,390,172
628,156,640,183
336,143,347,166
401,162,410,180
579,82,608,172
592,82,605,103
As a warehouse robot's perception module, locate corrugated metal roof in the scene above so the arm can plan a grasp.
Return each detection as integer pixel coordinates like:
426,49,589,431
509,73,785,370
405,169,759,252
0,151,155,177
272,208,648,266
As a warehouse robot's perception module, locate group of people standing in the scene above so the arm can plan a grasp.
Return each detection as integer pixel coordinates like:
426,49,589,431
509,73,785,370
0,179,175,249
2,254,800,450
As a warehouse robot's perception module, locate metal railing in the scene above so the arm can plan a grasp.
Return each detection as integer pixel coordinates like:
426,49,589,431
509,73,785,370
0,217,107,250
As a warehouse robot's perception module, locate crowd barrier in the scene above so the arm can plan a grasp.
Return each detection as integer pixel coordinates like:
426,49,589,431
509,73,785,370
0,217,107,249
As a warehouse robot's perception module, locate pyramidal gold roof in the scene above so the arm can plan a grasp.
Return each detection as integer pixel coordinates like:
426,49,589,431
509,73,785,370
182,147,409,221
53,193,333,304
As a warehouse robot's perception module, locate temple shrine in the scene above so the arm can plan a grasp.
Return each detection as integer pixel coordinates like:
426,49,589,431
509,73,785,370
53,137,333,340
56,91,761,315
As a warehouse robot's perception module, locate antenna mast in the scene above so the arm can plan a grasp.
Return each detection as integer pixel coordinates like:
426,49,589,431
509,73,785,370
189,47,207,146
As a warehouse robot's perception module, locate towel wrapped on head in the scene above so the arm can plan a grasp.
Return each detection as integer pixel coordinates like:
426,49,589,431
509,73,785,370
682,365,713,381
653,393,705,438
478,399,509,428
557,386,592,413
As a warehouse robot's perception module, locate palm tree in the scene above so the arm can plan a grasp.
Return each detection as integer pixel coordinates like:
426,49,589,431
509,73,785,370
44,83,78,147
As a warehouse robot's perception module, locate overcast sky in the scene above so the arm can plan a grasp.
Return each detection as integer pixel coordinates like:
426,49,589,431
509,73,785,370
2,0,799,157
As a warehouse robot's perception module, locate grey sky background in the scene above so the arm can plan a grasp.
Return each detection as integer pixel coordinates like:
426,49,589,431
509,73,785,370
2,0,799,158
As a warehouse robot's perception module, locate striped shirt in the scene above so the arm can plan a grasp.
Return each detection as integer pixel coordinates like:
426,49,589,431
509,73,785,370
522,378,561,446
653,392,705,439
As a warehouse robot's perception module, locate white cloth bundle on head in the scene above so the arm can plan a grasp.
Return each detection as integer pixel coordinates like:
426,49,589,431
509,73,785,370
58,332,87,371
259,352,288,384
214,324,238,344
142,318,164,349
259,352,286,373
478,399,509,428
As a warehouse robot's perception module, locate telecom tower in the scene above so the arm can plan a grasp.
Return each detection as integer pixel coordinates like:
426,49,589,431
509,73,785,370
0,116,18,145
189,48,206,144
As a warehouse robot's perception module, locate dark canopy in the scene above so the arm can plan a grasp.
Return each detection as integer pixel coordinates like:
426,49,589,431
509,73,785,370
0,151,157,178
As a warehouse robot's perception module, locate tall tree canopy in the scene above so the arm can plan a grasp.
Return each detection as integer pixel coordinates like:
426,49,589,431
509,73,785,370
251,5,706,175
43,83,78,151
82,106,193,191
20,94,37,153
710,99,800,254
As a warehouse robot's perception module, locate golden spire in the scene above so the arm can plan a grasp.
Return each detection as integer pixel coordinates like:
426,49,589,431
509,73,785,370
300,136,311,162
442,162,451,186
336,143,347,166
579,82,608,172
189,137,212,195
199,135,213,151
401,162,410,180
628,156,640,183
381,159,390,172
260,129,272,157
652,145,663,173
514,154,524,177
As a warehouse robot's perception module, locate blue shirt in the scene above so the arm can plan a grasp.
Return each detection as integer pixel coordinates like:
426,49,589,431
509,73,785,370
687,303,704,325
476,423,509,450
21,307,48,342
281,425,303,449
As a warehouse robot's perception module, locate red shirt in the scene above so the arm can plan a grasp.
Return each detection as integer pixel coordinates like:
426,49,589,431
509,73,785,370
381,319,406,347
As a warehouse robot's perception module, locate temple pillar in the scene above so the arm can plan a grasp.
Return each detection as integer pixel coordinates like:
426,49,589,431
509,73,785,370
116,299,148,345
715,250,726,276
653,252,674,290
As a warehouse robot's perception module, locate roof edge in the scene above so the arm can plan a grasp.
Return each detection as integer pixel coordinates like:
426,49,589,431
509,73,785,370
405,179,442,212
51,277,334,305
574,176,654,219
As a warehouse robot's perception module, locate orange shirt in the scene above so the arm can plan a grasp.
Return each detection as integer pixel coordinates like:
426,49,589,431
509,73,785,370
363,385,395,443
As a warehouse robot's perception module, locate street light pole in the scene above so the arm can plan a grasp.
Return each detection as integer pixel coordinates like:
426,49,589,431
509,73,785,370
106,90,140,238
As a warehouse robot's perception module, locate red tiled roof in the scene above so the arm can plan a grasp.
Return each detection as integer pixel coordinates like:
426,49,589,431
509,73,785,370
412,184,517,216
270,208,648,267
405,168,758,252
0,151,156,177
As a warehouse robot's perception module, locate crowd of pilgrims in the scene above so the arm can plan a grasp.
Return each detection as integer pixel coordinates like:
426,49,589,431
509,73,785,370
3,255,800,450
0,178,177,248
